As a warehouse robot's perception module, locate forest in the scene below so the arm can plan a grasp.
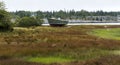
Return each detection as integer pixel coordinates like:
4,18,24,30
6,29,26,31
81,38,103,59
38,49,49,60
11,10,120,19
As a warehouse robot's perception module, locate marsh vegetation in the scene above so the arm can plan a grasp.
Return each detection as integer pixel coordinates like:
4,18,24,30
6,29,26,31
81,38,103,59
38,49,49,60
0,25,119,65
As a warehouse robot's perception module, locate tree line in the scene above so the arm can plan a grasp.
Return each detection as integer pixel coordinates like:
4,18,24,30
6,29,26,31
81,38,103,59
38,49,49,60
11,10,120,19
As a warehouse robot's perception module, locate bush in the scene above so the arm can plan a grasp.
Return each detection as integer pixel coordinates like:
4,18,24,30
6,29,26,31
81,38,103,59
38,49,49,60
0,10,13,32
18,17,43,27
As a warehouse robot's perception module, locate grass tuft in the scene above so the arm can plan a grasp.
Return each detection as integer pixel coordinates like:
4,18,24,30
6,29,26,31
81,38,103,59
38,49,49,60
25,56,74,64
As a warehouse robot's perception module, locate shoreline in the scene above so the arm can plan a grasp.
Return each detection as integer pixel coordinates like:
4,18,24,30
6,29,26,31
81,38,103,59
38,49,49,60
42,23,120,26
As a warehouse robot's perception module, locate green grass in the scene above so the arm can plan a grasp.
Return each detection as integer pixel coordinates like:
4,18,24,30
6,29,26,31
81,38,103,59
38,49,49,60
23,49,111,64
25,56,74,64
91,28,120,40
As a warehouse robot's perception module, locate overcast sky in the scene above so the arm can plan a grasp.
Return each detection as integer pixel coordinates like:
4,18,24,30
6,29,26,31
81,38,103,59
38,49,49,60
2,0,120,12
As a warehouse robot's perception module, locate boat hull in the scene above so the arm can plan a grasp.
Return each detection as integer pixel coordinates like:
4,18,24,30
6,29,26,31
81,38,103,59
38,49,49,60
48,19,68,26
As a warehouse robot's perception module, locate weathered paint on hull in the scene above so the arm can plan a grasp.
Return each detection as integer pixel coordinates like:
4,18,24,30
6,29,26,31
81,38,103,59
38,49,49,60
49,24,66,27
48,19,68,26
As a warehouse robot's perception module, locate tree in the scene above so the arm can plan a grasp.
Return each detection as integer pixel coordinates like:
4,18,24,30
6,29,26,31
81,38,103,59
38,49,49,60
15,11,32,18
36,11,44,19
0,1,13,31
0,1,5,10
0,10,13,31
18,17,43,27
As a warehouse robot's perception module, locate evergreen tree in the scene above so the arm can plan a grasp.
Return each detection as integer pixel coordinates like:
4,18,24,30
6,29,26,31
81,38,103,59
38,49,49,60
0,1,13,31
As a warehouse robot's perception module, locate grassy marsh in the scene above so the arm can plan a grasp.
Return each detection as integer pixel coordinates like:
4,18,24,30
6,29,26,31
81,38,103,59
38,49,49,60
91,28,120,40
0,25,120,65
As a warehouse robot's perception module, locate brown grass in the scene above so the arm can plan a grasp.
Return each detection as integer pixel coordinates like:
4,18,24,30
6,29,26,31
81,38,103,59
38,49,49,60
0,25,120,65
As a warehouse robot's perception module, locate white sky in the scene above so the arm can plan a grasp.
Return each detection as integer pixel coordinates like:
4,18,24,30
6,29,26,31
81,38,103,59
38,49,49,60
2,0,120,12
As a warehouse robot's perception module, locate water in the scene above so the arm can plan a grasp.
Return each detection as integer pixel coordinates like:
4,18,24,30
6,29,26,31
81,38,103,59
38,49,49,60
43,19,120,26
42,23,120,26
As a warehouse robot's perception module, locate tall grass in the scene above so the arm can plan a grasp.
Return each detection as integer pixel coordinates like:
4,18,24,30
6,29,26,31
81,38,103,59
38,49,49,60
0,25,120,64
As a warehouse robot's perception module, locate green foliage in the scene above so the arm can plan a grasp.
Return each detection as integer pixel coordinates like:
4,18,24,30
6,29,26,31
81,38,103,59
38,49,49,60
36,11,44,19
0,10,13,31
10,10,120,20
0,1,5,10
0,1,13,31
18,17,43,27
15,11,32,18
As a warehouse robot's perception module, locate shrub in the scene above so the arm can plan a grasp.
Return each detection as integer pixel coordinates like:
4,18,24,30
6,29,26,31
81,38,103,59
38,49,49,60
0,10,13,32
18,17,43,27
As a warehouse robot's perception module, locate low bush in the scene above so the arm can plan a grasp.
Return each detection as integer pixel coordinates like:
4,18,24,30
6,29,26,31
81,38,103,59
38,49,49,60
18,17,43,27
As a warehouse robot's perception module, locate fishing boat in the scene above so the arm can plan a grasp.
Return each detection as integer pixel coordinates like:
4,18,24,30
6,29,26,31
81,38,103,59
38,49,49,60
48,18,68,26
